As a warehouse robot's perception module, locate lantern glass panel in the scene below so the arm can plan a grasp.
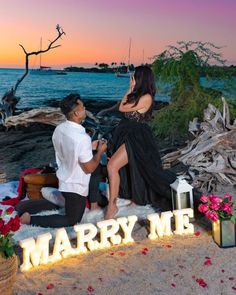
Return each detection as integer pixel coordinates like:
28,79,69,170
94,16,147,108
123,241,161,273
213,218,235,248
173,191,190,209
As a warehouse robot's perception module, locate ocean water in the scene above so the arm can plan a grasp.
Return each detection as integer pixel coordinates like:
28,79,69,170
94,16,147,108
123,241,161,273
0,68,169,109
0,68,235,109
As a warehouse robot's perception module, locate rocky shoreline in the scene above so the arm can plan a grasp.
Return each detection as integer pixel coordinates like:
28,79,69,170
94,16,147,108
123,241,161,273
0,99,172,181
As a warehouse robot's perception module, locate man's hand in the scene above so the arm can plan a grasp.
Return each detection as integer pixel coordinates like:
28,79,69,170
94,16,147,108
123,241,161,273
80,139,107,174
97,139,107,154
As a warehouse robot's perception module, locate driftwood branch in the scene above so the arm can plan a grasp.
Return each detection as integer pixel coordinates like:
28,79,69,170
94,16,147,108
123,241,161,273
3,108,98,129
162,97,236,191
4,108,65,128
0,25,65,122
14,25,65,94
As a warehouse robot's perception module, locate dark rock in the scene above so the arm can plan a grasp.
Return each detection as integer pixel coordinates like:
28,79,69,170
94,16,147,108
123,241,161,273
0,99,171,181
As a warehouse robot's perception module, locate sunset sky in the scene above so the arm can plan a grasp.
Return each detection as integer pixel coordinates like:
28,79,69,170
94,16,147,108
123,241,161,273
0,0,235,68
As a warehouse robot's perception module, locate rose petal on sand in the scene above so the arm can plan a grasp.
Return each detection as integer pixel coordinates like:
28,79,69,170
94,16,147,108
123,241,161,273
174,274,179,277
204,259,212,266
162,244,172,248
232,286,236,291
141,247,149,255
229,277,234,281
178,265,184,269
109,252,114,256
161,269,166,272
196,278,207,288
205,256,211,260
46,284,54,290
171,283,176,288
87,286,95,292
38,293,43,295
220,280,224,283
118,251,126,256
98,277,103,282
221,269,225,273
194,231,201,236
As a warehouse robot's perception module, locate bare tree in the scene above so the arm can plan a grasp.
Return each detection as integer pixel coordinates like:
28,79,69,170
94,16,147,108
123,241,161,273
0,25,65,122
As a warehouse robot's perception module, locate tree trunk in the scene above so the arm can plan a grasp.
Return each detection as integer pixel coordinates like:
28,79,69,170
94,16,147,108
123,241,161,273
0,25,65,122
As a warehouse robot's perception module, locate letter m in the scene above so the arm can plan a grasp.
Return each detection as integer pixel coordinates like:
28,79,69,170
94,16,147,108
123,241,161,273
19,233,52,271
147,212,173,240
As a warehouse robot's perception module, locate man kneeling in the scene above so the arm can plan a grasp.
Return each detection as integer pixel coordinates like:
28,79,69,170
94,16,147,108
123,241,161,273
19,93,107,227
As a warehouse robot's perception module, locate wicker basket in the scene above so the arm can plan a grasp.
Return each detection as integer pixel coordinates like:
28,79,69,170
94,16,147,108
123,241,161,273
0,254,18,295
23,173,58,200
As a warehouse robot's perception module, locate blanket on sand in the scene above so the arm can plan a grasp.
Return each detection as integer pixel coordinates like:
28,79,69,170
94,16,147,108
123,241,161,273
0,181,157,242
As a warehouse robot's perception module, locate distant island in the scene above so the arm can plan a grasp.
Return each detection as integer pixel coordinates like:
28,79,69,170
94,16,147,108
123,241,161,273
64,63,136,74
64,63,236,76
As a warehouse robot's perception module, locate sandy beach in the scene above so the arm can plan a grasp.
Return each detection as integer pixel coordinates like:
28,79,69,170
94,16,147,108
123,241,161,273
14,214,236,295
1,130,235,295
0,103,235,295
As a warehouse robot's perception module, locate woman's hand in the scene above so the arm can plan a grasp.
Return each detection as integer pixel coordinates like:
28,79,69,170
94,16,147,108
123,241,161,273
120,74,135,107
92,140,99,150
97,139,107,154
129,74,135,92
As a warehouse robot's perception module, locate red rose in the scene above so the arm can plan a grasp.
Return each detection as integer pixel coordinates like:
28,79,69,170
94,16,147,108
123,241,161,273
9,216,21,232
0,223,11,235
0,209,3,216
6,207,14,215
0,219,5,229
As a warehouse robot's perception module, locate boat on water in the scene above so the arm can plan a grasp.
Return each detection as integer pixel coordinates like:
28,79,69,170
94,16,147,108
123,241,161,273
116,71,132,78
31,66,67,75
31,38,67,75
116,38,133,78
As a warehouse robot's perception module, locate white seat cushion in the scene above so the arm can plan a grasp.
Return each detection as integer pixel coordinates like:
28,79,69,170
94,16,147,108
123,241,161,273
41,187,65,208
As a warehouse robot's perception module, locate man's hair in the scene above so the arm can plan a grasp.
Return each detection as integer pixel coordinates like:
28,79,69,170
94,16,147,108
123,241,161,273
60,93,81,118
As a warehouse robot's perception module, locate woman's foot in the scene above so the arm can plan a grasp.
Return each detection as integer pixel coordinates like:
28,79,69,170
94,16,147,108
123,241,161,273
90,202,100,210
20,212,31,225
104,204,118,220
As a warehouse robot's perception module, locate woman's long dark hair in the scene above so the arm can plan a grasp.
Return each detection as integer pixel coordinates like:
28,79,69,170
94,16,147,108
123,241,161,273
125,65,156,107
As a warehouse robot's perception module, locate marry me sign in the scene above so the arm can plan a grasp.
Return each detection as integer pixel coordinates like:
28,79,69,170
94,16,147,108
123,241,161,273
19,208,194,271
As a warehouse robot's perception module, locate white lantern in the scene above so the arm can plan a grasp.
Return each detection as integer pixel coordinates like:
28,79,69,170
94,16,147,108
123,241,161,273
170,176,193,210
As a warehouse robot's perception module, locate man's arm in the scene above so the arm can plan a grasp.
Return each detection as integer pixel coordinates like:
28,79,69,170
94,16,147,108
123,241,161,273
80,140,107,174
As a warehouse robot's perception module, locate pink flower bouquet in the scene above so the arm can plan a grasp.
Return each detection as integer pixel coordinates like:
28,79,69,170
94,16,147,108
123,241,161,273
198,194,235,222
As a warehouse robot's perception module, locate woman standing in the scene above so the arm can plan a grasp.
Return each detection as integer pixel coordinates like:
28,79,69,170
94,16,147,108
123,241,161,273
105,66,175,219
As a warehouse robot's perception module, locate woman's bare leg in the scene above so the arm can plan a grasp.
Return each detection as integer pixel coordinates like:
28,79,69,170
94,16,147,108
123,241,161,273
105,144,128,219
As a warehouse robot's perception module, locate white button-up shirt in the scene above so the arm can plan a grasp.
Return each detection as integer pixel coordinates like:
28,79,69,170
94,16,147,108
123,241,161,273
52,120,93,196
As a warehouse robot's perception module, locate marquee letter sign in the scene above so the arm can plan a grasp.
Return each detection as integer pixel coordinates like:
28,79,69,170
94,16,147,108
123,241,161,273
19,209,194,271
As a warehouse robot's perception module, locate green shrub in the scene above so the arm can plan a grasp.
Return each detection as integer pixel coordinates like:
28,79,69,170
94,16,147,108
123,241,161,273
151,41,236,140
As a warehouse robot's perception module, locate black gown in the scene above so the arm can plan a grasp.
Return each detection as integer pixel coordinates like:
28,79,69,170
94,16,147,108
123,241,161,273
110,111,176,207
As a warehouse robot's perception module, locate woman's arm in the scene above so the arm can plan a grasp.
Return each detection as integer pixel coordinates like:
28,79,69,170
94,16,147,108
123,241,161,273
119,94,153,113
120,87,132,105
119,75,135,105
